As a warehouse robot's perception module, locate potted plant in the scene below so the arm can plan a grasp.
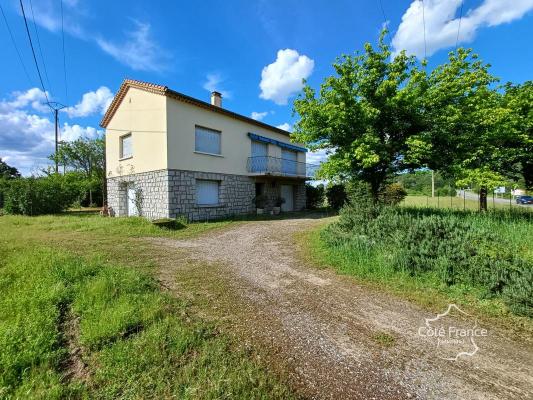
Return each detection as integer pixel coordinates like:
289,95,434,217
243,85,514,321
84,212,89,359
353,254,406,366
252,194,267,214
273,196,285,215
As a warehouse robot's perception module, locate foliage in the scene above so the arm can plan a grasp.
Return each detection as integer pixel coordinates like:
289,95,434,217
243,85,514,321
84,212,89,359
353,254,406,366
321,205,533,317
274,196,285,207
325,183,347,211
396,170,456,196
379,183,407,205
49,137,105,206
2,174,86,215
305,183,325,209
0,158,20,179
252,194,267,209
293,29,424,198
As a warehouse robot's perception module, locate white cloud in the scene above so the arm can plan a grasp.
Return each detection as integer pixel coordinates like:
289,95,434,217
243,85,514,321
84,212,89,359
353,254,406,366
96,20,169,72
0,88,102,175
202,73,232,99
306,149,330,165
276,122,291,131
61,123,101,141
259,49,314,105
64,86,113,118
251,111,269,121
0,88,49,114
392,0,533,58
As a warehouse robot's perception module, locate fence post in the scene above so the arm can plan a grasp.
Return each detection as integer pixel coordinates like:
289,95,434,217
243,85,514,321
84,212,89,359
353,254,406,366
463,189,466,211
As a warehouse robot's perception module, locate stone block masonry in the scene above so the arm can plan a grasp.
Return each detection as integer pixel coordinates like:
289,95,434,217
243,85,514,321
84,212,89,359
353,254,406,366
167,170,256,221
107,170,171,219
107,169,306,222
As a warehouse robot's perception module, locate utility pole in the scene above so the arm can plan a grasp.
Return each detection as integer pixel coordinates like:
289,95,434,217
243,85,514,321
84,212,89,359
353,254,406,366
45,102,67,173
431,169,435,198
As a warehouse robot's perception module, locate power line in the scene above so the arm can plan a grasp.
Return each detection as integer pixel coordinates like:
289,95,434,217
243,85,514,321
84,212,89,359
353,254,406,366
60,0,68,103
455,0,465,51
421,0,427,61
377,0,390,42
0,2,33,85
28,0,52,92
19,0,50,105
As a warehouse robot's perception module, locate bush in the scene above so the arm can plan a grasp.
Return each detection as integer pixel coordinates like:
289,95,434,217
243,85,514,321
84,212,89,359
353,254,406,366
3,175,81,215
325,183,347,211
323,205,533,317
380,183,407,205
306,184,325,209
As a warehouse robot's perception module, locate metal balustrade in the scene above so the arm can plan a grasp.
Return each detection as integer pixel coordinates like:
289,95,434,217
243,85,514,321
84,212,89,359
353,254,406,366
246,156,318,178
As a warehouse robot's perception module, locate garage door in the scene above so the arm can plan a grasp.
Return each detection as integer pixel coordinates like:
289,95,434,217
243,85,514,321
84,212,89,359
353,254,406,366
281,185,294,212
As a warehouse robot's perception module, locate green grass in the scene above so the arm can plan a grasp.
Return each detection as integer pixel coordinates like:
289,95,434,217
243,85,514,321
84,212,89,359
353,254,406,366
301,206,533,335
402,195,531,211
0,214,293,399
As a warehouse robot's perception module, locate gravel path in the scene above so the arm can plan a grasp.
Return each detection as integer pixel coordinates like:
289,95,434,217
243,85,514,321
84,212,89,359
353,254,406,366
151,217,533,400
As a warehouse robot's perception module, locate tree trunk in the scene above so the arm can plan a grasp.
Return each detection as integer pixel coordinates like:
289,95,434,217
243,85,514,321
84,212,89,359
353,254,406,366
479,186,488,212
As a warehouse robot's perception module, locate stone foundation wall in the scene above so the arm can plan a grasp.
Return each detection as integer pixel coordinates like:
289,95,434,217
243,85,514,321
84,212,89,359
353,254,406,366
107,170,170,219
168,170,255,221
107,169,306,221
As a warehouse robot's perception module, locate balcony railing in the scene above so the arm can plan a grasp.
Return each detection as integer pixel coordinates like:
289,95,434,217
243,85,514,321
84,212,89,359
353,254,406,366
246,156,319,179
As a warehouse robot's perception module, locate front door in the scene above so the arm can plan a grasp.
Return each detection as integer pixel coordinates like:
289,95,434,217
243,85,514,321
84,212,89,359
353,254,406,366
281,184,294,212
127,185,137,216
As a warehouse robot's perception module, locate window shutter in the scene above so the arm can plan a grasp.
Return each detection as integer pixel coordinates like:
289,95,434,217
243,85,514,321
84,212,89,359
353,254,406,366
195,127,221,154
196,180,219,205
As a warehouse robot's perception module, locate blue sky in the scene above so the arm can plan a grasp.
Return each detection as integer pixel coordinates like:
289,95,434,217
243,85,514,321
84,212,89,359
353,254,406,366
1,0,532,174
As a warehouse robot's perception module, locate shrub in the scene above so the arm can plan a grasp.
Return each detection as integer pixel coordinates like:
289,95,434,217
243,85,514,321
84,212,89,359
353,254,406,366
325,183,347,211
4,176,75,215
380,183,407,205
252,194,267,209
306,183,325,209
323,204,533,317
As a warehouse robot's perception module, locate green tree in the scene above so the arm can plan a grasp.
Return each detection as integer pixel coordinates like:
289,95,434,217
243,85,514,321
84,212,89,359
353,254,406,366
498,81,533,190
49,137,104,205
405,48,511,210
293,30,425,200
0,158,21,179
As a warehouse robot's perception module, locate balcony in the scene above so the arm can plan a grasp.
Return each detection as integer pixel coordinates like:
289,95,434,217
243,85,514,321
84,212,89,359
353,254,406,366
246,156,319,179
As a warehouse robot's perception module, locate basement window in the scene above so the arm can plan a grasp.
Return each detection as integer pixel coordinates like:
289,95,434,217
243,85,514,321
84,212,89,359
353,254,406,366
196,179,220,205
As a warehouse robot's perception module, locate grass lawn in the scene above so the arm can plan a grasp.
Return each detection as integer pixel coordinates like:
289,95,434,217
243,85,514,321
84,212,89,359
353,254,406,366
0,214,293,399
401,194,529,211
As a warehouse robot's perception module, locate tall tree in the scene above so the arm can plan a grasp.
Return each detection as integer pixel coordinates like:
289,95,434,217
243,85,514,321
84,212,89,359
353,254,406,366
499,81,533,189
0,158,21,179
292,31,425,199
49,137,104,205
405,48,508,211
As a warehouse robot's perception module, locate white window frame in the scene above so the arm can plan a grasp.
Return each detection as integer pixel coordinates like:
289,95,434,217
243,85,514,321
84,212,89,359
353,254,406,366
194,125,222,156
119,133,133,159
196,179,220,206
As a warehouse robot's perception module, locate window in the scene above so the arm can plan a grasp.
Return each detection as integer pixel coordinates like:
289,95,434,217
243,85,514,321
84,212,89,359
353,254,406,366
196,180,220,205
195,126,221,155
120,133,132,159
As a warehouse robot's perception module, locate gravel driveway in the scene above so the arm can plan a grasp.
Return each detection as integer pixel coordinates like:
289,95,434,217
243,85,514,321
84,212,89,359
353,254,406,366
151,217,533,400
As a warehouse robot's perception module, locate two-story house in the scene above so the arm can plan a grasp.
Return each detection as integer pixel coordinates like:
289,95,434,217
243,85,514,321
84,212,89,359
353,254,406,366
101,79,312,221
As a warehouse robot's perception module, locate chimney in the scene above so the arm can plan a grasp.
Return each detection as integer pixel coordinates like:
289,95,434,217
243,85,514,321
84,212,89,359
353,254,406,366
210,91,222,107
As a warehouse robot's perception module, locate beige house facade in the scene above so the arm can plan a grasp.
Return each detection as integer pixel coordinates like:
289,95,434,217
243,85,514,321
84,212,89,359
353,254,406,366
101,79,311,221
